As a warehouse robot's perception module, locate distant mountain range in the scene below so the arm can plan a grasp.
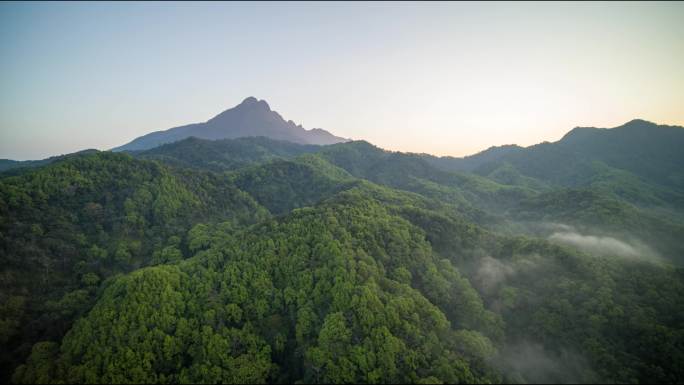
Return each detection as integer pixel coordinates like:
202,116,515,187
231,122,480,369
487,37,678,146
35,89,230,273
423,119,684,198
111,97,348,152
426,119,684,182
5,114,684,205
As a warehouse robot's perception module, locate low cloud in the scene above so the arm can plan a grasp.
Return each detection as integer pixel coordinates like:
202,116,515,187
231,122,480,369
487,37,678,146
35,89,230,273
469,255,545,312
473,256,515,295
495,341,597,384
549,232,641,258
540,222,575,233
547,227,661,262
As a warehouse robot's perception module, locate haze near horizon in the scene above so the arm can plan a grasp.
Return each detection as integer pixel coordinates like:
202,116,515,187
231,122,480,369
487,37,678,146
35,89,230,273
1,1,683,160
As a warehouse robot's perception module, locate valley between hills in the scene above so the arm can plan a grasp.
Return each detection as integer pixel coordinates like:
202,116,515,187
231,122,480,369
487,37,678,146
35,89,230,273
2,98,684,384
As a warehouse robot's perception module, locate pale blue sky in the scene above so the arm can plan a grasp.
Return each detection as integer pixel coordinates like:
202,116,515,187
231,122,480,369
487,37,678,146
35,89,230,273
1,1,683,160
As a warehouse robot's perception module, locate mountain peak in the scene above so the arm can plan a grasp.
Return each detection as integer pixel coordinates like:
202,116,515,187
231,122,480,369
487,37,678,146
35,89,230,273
620,118,656,129
112,97,347,151
242,96,258,104
237,96,270,111
560,126,601,144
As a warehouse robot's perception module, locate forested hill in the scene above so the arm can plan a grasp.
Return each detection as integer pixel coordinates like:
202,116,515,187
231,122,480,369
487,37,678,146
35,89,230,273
0,149,100,173
132,132,684,263
0,152,270,382
2,118,684,384
424,120,684,207
134,136,322,172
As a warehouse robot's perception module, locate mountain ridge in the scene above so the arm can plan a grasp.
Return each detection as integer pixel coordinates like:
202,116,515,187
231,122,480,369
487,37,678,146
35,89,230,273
111,97,349,152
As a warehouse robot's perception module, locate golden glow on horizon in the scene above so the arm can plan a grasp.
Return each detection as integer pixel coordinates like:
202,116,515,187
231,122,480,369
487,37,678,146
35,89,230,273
1,1,683,159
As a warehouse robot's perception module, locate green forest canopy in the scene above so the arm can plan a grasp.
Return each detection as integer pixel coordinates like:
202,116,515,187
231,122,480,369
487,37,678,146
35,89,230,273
2,128,684,384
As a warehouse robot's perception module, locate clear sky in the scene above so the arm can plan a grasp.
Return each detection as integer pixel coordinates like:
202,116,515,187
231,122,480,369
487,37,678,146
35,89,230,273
1,1,683,160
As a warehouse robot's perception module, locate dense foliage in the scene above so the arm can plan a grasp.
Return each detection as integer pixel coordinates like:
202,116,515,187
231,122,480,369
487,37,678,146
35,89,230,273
11,188,506,384
2,120,684,384
135,137,320,173
0,152,268,380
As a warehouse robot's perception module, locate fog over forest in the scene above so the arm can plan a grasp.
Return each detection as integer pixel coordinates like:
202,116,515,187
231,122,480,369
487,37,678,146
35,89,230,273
2,2,684,384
